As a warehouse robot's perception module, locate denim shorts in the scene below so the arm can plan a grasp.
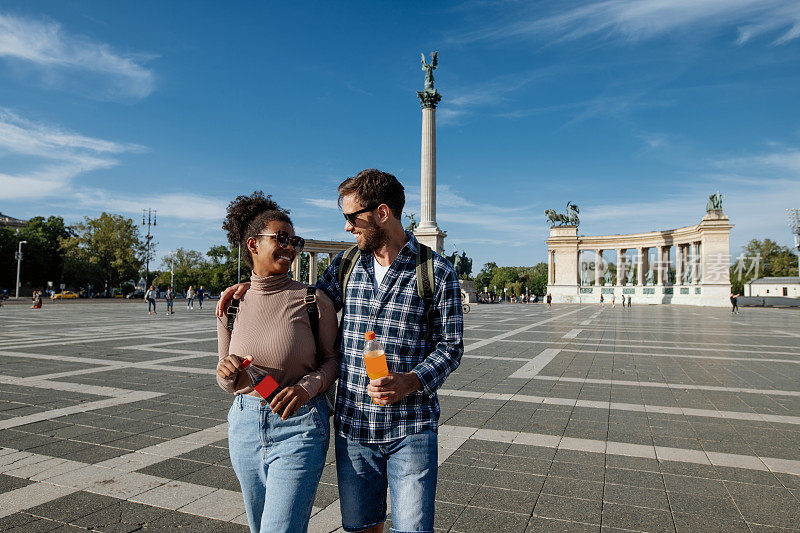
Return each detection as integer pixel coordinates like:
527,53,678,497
336,429,437,533
228,393,329,533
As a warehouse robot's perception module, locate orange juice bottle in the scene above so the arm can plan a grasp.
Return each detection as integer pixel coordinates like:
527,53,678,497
364,331,388,404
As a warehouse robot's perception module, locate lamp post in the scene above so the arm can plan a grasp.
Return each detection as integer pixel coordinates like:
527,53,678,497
788,209,800,277
142,209,156,287
15,240,27,298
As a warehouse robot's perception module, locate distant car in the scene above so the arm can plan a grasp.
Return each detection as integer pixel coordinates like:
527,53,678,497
52,291,79,300
125,290,145,299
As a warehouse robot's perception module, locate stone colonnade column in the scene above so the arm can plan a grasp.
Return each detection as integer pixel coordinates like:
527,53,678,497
309,252,318,283
656,246,664,285
595,249,603,286
616,248,624,285
675,245,683,285
291,255,300,282
548,250,554,285
638,247,650,286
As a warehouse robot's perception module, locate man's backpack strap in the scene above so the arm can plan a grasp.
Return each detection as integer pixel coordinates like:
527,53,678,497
305,287,320,359
225,299,240,332
337,245,361,300
415,243,436,340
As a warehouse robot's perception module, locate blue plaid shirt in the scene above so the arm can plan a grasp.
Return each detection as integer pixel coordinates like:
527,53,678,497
316,232,463,443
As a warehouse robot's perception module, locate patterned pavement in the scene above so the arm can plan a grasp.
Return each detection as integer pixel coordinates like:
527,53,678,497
0,299,799,532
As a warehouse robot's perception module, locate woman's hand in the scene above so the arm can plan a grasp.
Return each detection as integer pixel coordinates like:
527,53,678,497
269,385,310,420
216,354,250,380
216,283,252,317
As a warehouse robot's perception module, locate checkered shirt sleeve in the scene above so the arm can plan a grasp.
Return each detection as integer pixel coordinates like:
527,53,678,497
315,234,463,443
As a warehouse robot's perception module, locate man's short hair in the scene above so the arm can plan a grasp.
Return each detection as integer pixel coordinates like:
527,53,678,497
338,169,405,220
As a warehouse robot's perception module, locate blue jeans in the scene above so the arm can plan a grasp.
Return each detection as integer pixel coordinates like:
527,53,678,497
228,393,329,533
147,298,156,312
336,429,437,533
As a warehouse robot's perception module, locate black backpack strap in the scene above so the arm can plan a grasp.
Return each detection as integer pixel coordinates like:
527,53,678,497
337,245,361,303
225,299,240,332
415,243,436,343
305,287,321,363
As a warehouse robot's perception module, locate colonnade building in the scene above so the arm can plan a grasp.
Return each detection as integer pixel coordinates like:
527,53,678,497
546,209,733,306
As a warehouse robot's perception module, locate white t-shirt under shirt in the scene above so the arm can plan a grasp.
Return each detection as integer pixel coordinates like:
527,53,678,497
373,256,391,293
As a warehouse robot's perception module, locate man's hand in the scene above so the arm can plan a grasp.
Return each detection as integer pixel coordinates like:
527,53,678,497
367,372,422,406
270,385,310,420
216,354,251,380
215,283,251,317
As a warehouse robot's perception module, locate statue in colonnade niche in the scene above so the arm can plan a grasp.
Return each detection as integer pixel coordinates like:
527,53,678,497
644,270,654,285
580,263,591,285
626,267,635,285
603,268,613,286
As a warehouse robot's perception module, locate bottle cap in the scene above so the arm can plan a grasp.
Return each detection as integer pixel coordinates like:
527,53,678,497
365,331,375,340
240,357,251,368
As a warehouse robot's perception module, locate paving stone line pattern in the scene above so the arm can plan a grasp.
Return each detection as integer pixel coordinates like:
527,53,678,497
1,300,799,532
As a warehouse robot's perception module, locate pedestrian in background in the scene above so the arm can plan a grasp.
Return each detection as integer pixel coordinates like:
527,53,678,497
187,285,195,309
730,292,740,314
546,293,552,309
197,285,206,309
145,285,157,315
166,286,175,315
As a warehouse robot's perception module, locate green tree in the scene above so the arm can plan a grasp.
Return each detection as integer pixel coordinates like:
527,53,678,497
474,262,497,294
62,213,144,292
0,227,19,290
730,238,799,294
160,248,205,292
18,216,72,288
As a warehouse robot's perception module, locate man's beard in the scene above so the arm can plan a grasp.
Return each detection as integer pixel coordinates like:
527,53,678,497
358,222,387,253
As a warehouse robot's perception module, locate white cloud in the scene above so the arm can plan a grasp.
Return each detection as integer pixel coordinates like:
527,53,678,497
303,198,340,210
0,12,155,99
453,0,800,46
0,109,142,200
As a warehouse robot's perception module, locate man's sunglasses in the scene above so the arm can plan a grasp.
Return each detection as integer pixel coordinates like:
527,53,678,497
342,204,380,225
255,231,305,252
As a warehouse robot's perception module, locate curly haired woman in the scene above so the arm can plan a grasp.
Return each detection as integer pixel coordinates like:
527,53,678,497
216,191,339,533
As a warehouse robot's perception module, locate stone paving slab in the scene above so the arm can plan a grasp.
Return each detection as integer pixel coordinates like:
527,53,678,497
1,300,798,532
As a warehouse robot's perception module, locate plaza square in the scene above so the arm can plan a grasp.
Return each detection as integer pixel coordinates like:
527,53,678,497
0,300,798,532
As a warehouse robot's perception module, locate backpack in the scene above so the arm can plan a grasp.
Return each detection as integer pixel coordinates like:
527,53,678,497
336,243,437,339
225,286,335,415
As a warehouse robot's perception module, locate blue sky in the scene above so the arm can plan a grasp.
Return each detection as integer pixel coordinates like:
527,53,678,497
1,1,799,271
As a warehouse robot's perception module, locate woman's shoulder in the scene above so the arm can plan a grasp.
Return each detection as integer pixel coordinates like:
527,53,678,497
287,280,334,309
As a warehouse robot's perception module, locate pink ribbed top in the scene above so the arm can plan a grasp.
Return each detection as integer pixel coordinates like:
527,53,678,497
216,273,339,398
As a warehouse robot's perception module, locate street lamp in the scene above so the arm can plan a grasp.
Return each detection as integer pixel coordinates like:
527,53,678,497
788,208,800,277
15,240,27,298
142,209,156,287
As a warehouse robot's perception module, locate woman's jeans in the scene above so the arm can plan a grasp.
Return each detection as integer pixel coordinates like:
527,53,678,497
147,298,156,312
228,393,329,533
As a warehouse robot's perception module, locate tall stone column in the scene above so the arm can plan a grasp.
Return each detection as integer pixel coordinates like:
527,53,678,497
548,250,554,285
309,252,318,283
414,54,446,254
675,245,683,286
616,248,624,285
291,255,300,282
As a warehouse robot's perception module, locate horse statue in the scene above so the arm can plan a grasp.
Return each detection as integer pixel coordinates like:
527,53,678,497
545,201,581,227
545,209,568,226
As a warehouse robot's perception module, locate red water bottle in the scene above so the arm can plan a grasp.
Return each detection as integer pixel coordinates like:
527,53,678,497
240,358,282,403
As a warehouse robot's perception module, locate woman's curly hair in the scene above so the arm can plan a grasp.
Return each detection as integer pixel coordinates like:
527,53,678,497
222,191,292,268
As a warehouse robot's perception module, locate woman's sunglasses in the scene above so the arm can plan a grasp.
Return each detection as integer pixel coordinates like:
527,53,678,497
255,231,305,252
